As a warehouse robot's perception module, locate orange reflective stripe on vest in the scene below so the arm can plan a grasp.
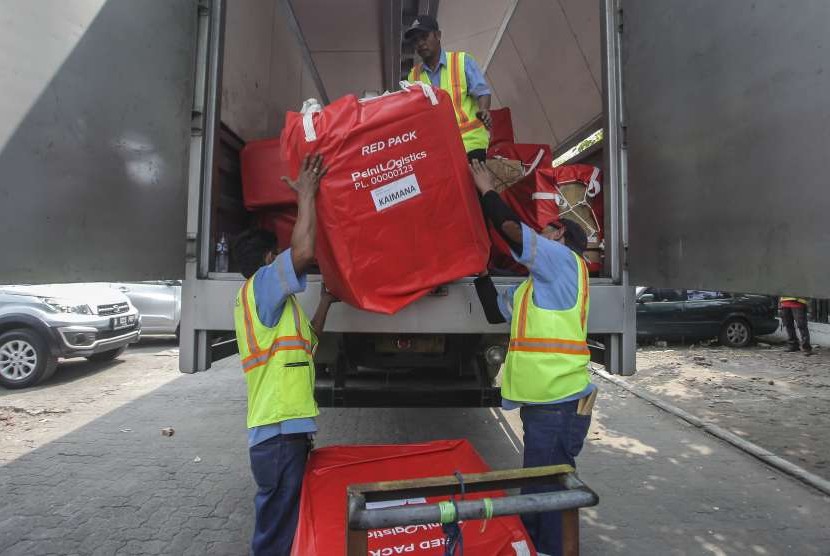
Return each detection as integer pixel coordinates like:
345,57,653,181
449,52,469,124
511,274,590,356
241,336,313,373
239,286,313,374
579,258,589,331
509,337,590,355
240,280,261,355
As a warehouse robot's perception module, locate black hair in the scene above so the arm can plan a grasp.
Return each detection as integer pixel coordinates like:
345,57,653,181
555,219,588,255
231,229,277,279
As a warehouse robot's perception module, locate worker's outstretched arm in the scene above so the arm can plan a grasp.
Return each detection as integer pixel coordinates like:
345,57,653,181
310,286,338,337
281,153,327,276
469,160,523,252
474,274,507,324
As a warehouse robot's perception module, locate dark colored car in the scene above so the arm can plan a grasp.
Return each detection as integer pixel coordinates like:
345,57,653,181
636,288,779,347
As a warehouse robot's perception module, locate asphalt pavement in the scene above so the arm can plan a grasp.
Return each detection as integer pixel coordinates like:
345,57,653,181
0,341,828,555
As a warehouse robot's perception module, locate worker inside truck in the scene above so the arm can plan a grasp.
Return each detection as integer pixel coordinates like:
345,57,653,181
231,154,338,556
469,160,598,555
404,14,493,162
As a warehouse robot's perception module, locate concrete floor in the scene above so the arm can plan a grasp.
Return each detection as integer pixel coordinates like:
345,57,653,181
1,342,829,555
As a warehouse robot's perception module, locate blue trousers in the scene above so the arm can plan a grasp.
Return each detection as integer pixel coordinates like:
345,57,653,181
249,434,310,556
520,401,591,556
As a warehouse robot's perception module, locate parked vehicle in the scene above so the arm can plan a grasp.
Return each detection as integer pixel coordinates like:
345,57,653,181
636,288,779,348
108,281,181,337
0,284,141,389
2,2,827,404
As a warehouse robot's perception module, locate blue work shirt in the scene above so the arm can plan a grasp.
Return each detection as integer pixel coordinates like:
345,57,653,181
247,248,317,448
420,50,491,98
498,224,595,409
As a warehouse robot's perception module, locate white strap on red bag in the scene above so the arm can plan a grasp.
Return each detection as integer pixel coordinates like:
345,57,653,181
586,166,601,197
302,84,438,143
301,98,322,142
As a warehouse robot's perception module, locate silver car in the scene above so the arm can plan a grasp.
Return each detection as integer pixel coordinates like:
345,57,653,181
109,281,181,336
0,284,141,389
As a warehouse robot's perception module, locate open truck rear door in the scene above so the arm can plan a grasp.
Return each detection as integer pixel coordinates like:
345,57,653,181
615,0,830,298
0,1,212,284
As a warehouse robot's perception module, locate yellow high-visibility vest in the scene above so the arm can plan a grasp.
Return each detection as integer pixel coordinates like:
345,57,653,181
234,279,318,428
409,51,490,152
503,252,592,403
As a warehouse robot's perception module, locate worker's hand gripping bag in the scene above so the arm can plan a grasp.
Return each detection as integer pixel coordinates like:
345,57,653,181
281,83,490,314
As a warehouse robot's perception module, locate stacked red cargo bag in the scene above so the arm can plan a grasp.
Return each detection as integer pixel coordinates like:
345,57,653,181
497,165,604,274
546,164,604,272
241,137,298,251
290,440,537,555
281,83,490,314
484,110,604,274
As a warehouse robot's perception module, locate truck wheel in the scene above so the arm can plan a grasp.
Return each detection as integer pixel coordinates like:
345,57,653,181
86,346,127,363
0,329,58,389
720,318,752,348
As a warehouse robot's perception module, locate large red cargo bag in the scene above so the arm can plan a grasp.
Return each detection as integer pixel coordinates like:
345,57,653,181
291,440,536,556
241,138,297,209
488,164,604,274
281,84,490,314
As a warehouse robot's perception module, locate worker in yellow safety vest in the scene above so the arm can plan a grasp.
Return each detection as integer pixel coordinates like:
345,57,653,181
232,153,338,556
469,160,597,555
779,297,812,355
404,14,492,162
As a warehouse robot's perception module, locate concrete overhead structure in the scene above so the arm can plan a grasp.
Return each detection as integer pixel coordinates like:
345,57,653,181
437,0,603,151
222,0,385,141
222,0,602,151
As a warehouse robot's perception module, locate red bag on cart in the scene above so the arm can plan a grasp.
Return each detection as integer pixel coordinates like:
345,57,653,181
489,164,604,274
291,440,536,556
241,138,297,209
281,84,490,314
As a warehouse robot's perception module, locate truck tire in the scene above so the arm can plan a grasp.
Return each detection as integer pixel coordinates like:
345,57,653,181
0,328,58,389
720,318,752,348
86,346,127,362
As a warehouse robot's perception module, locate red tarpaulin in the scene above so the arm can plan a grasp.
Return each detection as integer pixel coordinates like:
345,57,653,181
489,107,515,147
241,138,298,209
292,440,536,556
281,84,490,314
488,164,604,275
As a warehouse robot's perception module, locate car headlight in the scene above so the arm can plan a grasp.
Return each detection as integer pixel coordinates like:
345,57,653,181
41,297,93,315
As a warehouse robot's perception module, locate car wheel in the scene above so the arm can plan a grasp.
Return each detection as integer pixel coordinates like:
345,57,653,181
720,318,752,348
86,346,127,362
0,329,58,389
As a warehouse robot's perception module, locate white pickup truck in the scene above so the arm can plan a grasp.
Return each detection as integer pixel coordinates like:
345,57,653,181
1,1,827,404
